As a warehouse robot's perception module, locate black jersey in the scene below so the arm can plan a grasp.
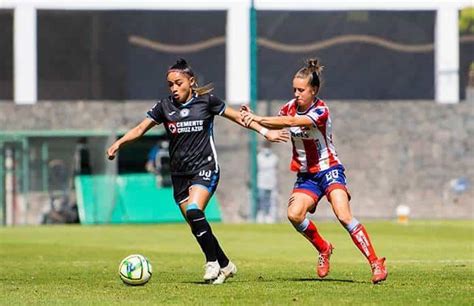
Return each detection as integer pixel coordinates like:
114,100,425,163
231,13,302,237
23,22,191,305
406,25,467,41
146,93,226,176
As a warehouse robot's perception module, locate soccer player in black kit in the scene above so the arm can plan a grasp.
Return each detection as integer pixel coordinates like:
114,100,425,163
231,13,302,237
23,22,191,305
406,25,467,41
107,59,289,284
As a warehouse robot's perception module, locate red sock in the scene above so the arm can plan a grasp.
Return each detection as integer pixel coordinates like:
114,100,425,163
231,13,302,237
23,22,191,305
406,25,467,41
302,220,329,253
350,224,378,263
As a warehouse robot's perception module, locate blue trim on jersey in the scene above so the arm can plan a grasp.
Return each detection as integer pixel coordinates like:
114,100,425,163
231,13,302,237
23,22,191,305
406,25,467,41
208,122,214,136
296,97,319,115
218,104,226,116
178,94,197,108
191,184,212,193
186,203,199,211
209,173,218,192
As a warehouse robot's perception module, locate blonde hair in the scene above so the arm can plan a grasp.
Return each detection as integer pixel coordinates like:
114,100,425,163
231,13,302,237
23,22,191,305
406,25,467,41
193,83,214,96
294,58,324,88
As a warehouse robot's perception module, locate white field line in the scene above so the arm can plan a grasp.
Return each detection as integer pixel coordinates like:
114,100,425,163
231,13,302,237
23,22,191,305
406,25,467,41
335,259,474,264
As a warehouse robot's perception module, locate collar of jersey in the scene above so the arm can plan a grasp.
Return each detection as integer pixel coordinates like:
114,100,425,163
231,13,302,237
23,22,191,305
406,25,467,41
172,93,197,109
296,97,319,115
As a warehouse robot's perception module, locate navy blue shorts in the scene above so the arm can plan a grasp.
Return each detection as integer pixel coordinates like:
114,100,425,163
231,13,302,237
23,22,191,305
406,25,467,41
171,165,220,204
293,165,350,211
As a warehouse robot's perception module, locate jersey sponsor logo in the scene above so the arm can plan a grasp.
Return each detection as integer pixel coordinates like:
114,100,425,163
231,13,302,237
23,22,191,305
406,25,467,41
168,111,176,116
315,139,322,151
167,120,204,134
290,127,309,138
180,108,190,118
167,122,177,134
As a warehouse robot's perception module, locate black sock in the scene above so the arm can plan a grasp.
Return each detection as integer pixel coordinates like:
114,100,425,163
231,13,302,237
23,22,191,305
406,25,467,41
213,234,229,267
186,208,217,262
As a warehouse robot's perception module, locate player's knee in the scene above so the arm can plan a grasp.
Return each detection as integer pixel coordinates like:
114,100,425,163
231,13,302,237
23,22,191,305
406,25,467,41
185,206,211,235
185,204,206,223
186,209,204,221
287,207,305,224
336,213,352,227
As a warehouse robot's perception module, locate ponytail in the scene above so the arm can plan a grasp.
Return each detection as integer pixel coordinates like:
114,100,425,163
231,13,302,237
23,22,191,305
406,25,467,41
193,82,214,96
295,58,324,89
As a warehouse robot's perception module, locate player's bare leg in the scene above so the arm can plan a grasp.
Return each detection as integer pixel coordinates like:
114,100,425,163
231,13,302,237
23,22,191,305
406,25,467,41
328,189,387,284
287,193,332,278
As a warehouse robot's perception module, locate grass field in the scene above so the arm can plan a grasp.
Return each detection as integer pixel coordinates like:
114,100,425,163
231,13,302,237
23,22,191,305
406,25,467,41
1,221,473,305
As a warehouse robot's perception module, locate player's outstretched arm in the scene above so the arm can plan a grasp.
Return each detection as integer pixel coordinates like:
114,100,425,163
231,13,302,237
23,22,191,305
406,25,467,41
240,108,313,129
106,118,156,160
222,106,289,143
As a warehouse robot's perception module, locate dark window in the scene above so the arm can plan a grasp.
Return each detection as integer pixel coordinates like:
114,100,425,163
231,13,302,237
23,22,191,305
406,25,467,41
258,11,435,100
459,10,474,100
38,10,226,100
0,10,13,100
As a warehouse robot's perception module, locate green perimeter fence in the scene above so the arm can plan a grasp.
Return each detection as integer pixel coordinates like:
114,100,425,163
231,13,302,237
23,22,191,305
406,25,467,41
75,174,221,224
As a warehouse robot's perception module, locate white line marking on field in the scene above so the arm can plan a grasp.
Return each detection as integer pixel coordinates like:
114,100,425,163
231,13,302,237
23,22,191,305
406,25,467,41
389,259,474,264
336,259,474,264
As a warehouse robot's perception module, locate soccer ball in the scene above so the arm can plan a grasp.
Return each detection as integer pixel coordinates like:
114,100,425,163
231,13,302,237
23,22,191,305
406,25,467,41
118,254,153,285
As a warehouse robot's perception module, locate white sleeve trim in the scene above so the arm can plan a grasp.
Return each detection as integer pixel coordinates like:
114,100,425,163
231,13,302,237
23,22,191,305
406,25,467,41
217,104,226,116
146,113,161,124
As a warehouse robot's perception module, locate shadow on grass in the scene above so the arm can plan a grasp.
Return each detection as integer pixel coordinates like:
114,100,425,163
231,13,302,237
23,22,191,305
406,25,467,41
181,281,216,285
182,278,367,284
286,277,365,284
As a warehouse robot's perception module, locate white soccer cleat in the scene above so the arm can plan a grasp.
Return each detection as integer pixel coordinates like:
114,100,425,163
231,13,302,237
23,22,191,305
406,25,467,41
212,261,237,285
203,260,220,281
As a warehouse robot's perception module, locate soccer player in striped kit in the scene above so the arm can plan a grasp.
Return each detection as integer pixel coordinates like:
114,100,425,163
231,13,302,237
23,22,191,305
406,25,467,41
241,59,387,284
107,59,289,284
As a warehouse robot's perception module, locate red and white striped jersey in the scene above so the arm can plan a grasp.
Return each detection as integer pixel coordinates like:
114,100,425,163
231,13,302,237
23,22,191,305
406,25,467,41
279,98,341,173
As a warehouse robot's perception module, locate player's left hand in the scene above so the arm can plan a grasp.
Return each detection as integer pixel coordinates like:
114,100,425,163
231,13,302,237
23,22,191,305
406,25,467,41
241,111,259,127
239,104,252,113
265,129,290,143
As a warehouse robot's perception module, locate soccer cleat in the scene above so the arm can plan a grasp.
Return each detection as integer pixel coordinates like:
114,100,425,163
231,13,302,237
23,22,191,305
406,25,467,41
203,260,220,282
317,243,334,278
212,261,237,285
371,257,388,284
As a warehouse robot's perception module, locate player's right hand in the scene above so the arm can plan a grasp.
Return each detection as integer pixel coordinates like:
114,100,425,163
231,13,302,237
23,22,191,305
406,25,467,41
106,144,119,160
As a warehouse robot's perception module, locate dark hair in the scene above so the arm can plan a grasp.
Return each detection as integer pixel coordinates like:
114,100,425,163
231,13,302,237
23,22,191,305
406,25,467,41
167,58,214,96
294,58,324,89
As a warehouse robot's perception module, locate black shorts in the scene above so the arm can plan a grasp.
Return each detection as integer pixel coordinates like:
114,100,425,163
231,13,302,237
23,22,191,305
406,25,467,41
171,165,220,204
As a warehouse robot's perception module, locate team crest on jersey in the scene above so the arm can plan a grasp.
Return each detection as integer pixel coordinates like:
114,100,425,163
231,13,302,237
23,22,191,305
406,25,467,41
167,122,177,134
315,107,325,115
180,109,190,118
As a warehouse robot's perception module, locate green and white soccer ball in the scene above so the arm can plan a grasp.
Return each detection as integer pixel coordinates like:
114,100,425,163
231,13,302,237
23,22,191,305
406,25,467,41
118,254,153,285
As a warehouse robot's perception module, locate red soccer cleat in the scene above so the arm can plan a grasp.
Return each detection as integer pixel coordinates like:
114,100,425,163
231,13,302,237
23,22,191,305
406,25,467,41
371,257,388,284
317,243,334,278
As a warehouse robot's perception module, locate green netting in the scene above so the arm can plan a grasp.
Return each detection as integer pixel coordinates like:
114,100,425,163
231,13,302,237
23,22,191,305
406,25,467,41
75,174,221,224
